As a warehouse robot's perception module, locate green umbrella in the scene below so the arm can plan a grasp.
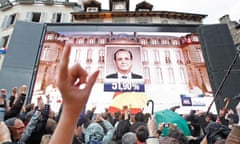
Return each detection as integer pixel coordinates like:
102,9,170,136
154,109,191,136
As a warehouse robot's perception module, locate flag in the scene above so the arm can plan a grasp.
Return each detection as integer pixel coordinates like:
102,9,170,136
0,48,7,54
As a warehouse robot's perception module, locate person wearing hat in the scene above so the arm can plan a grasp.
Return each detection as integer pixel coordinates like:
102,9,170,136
85,122,105,143
84,113,114,144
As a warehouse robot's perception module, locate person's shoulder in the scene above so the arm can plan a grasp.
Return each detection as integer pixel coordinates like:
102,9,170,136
106,73,118,78
131,73,143,79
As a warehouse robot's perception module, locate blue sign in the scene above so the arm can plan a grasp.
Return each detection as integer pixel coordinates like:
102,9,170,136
104,81,145,92
180,94,192,106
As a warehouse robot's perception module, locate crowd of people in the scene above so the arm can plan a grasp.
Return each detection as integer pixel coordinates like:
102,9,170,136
1,46,240,144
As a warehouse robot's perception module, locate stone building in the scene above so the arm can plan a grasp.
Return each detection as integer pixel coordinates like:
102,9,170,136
219,14,240,45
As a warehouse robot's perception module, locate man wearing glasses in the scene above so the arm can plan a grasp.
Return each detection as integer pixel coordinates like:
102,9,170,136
5,117,25,142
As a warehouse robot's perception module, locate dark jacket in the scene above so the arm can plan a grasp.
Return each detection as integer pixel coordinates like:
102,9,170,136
106,73,142,79
8,95,15,108
20,110,42,143
205,122,231,144
25,104,50,144
5,93,26,120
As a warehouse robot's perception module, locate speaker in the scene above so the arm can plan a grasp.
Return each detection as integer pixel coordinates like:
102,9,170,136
198,24,240,112
0,21,44,103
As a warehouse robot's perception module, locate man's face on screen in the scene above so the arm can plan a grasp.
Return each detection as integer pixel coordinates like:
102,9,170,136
115,50,132,74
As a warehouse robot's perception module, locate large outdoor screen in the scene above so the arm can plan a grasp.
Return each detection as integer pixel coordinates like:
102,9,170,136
29,23,217,114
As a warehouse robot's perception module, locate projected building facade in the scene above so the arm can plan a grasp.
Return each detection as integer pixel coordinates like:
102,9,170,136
31,30,213,113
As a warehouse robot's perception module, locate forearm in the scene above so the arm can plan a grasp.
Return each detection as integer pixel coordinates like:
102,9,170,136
102,120,114,143
49,107,80,144
50,45,98,144
20,110,41,142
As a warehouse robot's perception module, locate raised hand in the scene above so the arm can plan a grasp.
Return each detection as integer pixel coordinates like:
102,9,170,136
49,45,99,144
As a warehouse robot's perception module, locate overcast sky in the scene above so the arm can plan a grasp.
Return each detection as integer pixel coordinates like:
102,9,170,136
72,0,240,24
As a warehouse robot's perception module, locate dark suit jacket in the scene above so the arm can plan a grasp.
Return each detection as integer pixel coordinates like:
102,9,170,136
106,73,143,79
